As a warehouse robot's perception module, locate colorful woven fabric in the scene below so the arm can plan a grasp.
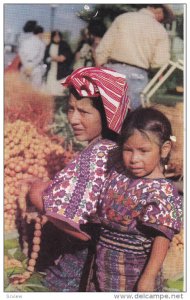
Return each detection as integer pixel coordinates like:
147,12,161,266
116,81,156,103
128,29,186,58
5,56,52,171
43,138,118,236
43,138,118,291
43,248,88,292
93,163,182,292
98,164,182,238
95,244,164,292
61,66,129,133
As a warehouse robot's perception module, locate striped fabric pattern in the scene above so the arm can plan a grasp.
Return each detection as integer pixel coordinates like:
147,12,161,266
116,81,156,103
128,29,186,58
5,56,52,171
95,244,164,292
99,227,152,255
61,67,130,133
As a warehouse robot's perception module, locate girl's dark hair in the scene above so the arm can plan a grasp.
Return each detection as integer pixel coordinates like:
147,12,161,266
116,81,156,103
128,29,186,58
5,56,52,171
51,30,63,43
120,107,172,145
69,87,119,142
119,107,172,164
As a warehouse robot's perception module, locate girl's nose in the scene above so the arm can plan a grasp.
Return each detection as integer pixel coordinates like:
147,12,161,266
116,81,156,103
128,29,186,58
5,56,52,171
130,151,139,163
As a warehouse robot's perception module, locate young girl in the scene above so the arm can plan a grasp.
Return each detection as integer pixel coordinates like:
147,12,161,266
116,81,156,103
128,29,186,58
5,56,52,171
93,107,182,292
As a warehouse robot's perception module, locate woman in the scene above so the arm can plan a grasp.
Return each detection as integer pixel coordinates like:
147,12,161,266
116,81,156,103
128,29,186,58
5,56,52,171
43,30,73,96
28,67,130,291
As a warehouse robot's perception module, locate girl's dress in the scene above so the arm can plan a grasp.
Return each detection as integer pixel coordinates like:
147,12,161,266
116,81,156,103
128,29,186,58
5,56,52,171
93,163,182,292
42,137,118,291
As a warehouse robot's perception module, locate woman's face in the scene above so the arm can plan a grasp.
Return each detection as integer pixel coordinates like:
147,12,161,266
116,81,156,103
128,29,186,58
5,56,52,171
153,7,165,22
53,33,61,43
67,93,102,142
122,129,164,179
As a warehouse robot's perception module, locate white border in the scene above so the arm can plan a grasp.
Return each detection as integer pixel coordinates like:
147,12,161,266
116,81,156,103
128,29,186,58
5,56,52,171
1,1,189,300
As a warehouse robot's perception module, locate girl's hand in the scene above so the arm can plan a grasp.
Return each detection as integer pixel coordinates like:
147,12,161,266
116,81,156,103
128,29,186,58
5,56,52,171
137,274,156,292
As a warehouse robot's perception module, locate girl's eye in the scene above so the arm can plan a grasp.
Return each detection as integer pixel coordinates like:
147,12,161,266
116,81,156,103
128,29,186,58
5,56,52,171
140,149,150,153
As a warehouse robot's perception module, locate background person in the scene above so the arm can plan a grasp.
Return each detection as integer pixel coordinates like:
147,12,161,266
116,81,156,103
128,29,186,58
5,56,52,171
95,4,174,109
43,30,73,96
18,20,38,49
5,20,38,73
19,25,46,89
73,21,106,69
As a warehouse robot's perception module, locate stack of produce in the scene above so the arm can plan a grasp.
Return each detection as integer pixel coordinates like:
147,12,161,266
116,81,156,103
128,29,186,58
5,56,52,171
4,119,68,232
4,71,54,133
4,72,76,286
154,103,183,178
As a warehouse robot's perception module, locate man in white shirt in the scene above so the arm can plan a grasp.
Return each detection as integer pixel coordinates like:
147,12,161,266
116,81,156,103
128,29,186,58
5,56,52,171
95,4,174,109
19,25,46,89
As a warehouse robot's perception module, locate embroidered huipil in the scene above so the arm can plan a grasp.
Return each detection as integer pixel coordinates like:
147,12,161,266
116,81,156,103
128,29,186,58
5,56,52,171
94,163,182,292
43,138,118,236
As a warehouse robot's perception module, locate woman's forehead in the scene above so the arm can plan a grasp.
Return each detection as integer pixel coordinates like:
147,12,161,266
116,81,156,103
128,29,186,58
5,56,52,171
69,94,93,108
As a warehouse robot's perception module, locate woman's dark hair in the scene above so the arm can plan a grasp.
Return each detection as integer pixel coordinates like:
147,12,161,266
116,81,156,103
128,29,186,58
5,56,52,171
69,87,119,142
23,20,37,33
119,107,173,164
51,30,63,43
33,25,44,35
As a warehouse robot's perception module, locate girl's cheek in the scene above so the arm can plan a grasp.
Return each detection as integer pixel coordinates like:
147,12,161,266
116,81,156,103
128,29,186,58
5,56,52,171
123,153,130,165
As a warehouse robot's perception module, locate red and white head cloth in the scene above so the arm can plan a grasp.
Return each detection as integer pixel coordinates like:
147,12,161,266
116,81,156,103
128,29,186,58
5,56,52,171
61,67,130,133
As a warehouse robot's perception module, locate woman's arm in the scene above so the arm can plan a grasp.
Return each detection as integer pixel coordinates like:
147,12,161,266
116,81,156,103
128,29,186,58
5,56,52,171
28,179,51,212
137,235,170,292
47,216,90,241
28,179,90,241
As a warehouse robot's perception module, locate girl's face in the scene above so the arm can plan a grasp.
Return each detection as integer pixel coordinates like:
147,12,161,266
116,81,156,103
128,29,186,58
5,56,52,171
67,93,102,142
122,129,170,179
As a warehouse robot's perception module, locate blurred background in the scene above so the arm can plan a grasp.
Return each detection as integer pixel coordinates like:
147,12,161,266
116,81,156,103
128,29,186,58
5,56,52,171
4,3,184,66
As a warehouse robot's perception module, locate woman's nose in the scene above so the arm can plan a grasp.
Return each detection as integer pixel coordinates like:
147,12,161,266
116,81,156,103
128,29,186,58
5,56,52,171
68,110,81,125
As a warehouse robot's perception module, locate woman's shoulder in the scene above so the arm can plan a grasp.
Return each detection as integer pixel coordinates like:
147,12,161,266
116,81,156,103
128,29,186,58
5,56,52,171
79,138,119,169
83,138,118,153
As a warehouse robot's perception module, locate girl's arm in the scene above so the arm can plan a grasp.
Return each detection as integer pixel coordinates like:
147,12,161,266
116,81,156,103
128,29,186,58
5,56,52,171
137,235,170,292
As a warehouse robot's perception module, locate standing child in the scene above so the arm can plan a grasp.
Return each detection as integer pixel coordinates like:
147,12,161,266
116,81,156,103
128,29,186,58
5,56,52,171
93,107,182,292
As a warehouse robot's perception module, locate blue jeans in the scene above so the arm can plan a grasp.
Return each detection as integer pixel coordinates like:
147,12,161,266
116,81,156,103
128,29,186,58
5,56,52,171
105,63,149,110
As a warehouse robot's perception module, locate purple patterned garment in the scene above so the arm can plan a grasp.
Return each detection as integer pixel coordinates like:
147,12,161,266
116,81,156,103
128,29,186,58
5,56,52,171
93,164,183,292
43,138,118,235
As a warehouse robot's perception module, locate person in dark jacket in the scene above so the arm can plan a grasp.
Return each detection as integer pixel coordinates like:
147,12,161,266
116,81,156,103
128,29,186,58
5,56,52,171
43,30,73,95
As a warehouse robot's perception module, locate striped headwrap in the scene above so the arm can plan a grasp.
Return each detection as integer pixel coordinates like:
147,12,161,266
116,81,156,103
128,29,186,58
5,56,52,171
61,67,130,133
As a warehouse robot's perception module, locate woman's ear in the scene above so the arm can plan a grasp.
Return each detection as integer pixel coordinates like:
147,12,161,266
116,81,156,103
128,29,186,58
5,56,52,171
161,141,172,159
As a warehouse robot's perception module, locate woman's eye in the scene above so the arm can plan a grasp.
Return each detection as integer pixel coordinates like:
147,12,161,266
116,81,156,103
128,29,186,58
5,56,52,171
123,148,132,152
79,109,90,115
68,107,74,112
